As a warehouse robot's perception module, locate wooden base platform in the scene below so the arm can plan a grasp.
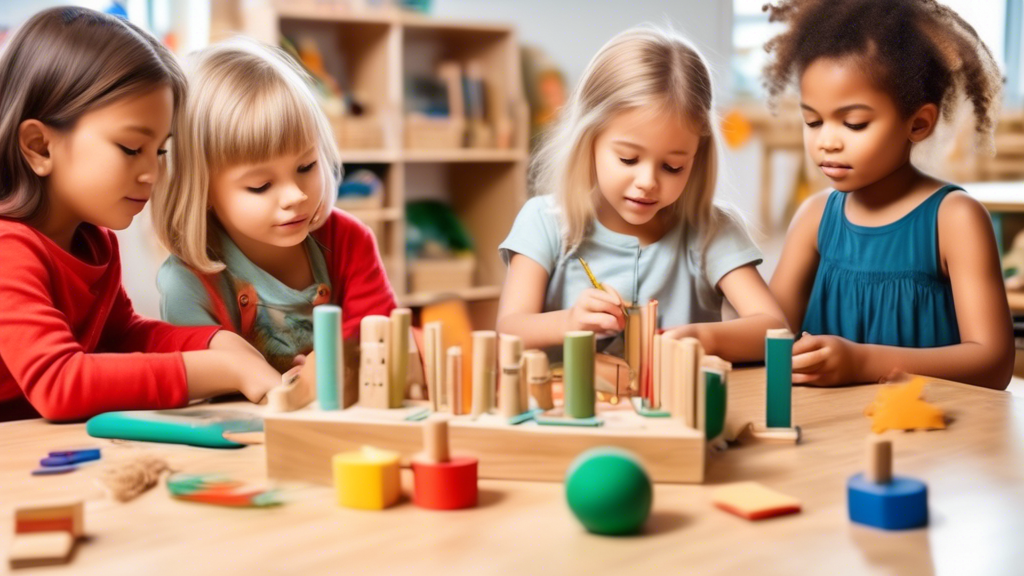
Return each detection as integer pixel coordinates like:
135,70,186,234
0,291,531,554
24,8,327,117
265,403,706,484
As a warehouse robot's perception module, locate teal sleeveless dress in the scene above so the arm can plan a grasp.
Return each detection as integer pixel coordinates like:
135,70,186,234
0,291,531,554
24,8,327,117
801,185,961,347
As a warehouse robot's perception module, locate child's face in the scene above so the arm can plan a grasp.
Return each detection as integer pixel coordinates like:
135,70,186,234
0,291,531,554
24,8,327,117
209,146,324,249
593,107,701,227
799,57,916,192
45,86,173,230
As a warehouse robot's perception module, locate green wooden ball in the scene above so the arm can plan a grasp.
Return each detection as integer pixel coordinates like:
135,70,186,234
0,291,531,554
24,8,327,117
565,447,652,535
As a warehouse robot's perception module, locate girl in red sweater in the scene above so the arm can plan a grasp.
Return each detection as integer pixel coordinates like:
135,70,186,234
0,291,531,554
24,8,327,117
0,8,282,422
152,39,398,373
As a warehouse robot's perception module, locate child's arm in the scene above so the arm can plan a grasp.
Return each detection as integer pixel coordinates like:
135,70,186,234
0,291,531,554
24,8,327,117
496,253,625,350
769,192,829,332
663,264,789,361
0,241,279,421
791,193,1014,389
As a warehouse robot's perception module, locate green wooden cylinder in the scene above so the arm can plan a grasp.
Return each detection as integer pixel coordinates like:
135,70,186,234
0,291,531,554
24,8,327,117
564,331,596,419
314,305,342,410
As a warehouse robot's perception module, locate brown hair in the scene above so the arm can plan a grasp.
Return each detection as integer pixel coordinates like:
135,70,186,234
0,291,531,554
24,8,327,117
0,6,186,219
762,0,1002,151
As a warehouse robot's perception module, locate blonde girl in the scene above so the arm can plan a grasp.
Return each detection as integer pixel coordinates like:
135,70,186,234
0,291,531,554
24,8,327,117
153,38,397,373
497,26,788,361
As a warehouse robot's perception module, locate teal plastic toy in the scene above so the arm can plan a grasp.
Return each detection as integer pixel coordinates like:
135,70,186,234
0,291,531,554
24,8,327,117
86,409,262,449
565,447,652,535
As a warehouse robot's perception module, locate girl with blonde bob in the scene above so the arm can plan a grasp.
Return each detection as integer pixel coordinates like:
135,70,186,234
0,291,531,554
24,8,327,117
154,38,397,373
497,26,788,361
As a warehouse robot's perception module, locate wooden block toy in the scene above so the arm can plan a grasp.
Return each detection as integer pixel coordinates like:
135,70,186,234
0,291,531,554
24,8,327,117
359,342,390,409
313,305,343,410
624,306,641,394
421,299,474,413
733,422,802,444
8,532,75,569
267,360,317,413
847,437,928,530
565,447,652,535
499,334,526,409
411,420,478,510
564,331,596,419
864,377,946,433
446,347,464,415
652,333,662,409
424,322,443,411
713,482,801,520
658,336,674,409
766,328,794,428
14,500,84,537
595,353,630,399
498,364,524,418
523,350,553,410
332,446,401,510
674,337,702,427
389,308,412,408
471,331,497,416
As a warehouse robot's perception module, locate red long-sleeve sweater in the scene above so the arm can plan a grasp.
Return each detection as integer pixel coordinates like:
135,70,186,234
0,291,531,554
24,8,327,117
0,219,220,421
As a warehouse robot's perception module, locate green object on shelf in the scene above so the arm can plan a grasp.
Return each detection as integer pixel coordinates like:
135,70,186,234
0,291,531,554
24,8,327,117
565,447,652,535
766,329,794,428
563,331,596,419
704,368,727,440
405,200,474,258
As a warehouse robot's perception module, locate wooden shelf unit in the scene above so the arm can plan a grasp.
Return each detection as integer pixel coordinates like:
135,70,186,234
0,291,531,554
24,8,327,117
236,2,529,328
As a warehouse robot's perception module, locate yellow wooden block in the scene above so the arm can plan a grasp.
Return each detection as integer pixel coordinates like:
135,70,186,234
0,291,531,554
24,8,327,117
332,446,401,510
864,377,946,434
712,481,801,520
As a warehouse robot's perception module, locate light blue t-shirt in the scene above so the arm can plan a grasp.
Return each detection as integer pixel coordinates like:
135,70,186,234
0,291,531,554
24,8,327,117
498,195,762,359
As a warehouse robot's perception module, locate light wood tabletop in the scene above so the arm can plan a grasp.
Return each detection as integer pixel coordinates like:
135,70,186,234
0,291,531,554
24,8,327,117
2,368,1022,576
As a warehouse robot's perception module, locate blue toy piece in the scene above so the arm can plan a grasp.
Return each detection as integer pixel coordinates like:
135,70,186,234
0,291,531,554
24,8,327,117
847,473,928,530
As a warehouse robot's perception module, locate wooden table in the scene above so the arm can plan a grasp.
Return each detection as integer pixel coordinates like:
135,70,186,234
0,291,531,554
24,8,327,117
2,368,1022,575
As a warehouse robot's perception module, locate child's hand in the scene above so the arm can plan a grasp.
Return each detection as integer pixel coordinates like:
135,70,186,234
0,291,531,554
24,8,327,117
207,331,281,402
791,332,860,386
567,288,626,336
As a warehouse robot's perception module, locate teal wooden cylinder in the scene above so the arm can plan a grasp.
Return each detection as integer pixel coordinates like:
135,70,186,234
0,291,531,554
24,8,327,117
766,329,794,428
314,305,342,410
564,331,595,419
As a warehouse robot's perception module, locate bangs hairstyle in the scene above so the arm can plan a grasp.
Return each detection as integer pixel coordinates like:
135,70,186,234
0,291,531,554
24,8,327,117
530,25,732,258
153,37,341,274
0,7,185,220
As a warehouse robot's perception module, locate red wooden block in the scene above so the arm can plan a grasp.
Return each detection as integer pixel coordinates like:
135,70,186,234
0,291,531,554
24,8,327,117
411,457,478,510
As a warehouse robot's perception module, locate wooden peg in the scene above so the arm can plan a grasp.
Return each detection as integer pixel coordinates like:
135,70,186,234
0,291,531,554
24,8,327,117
866,436,893,484
422,419,450,464
446,347,463,415
471,331,497,416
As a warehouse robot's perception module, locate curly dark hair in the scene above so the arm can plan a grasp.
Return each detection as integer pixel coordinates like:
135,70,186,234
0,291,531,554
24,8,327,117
762,0,1002,145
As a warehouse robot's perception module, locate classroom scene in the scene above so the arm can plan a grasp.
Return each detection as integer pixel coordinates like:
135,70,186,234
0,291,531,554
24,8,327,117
0,0,1022,573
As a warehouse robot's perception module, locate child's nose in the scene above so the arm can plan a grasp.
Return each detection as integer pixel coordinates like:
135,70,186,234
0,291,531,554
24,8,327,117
280,183,309,208
635,163,657,192
818,124,843,152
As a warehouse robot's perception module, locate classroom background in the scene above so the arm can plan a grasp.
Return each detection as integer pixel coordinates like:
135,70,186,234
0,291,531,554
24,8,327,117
3,0,1023,389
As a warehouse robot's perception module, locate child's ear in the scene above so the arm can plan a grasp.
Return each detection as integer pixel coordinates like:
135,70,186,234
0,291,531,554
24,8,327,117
908,103,939,143
18,120,54,177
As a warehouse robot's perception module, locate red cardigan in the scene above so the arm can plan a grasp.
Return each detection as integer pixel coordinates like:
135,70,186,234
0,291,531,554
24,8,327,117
0,220,220,421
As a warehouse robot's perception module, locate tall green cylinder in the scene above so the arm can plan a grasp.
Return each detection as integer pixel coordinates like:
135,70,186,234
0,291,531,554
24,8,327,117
766,328,794,428
314,305,342,410
564,331,595,419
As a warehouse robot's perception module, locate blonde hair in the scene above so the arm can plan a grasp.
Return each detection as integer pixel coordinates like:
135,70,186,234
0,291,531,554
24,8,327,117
0,7,185,220
153,37,341,274
530,26,728,256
